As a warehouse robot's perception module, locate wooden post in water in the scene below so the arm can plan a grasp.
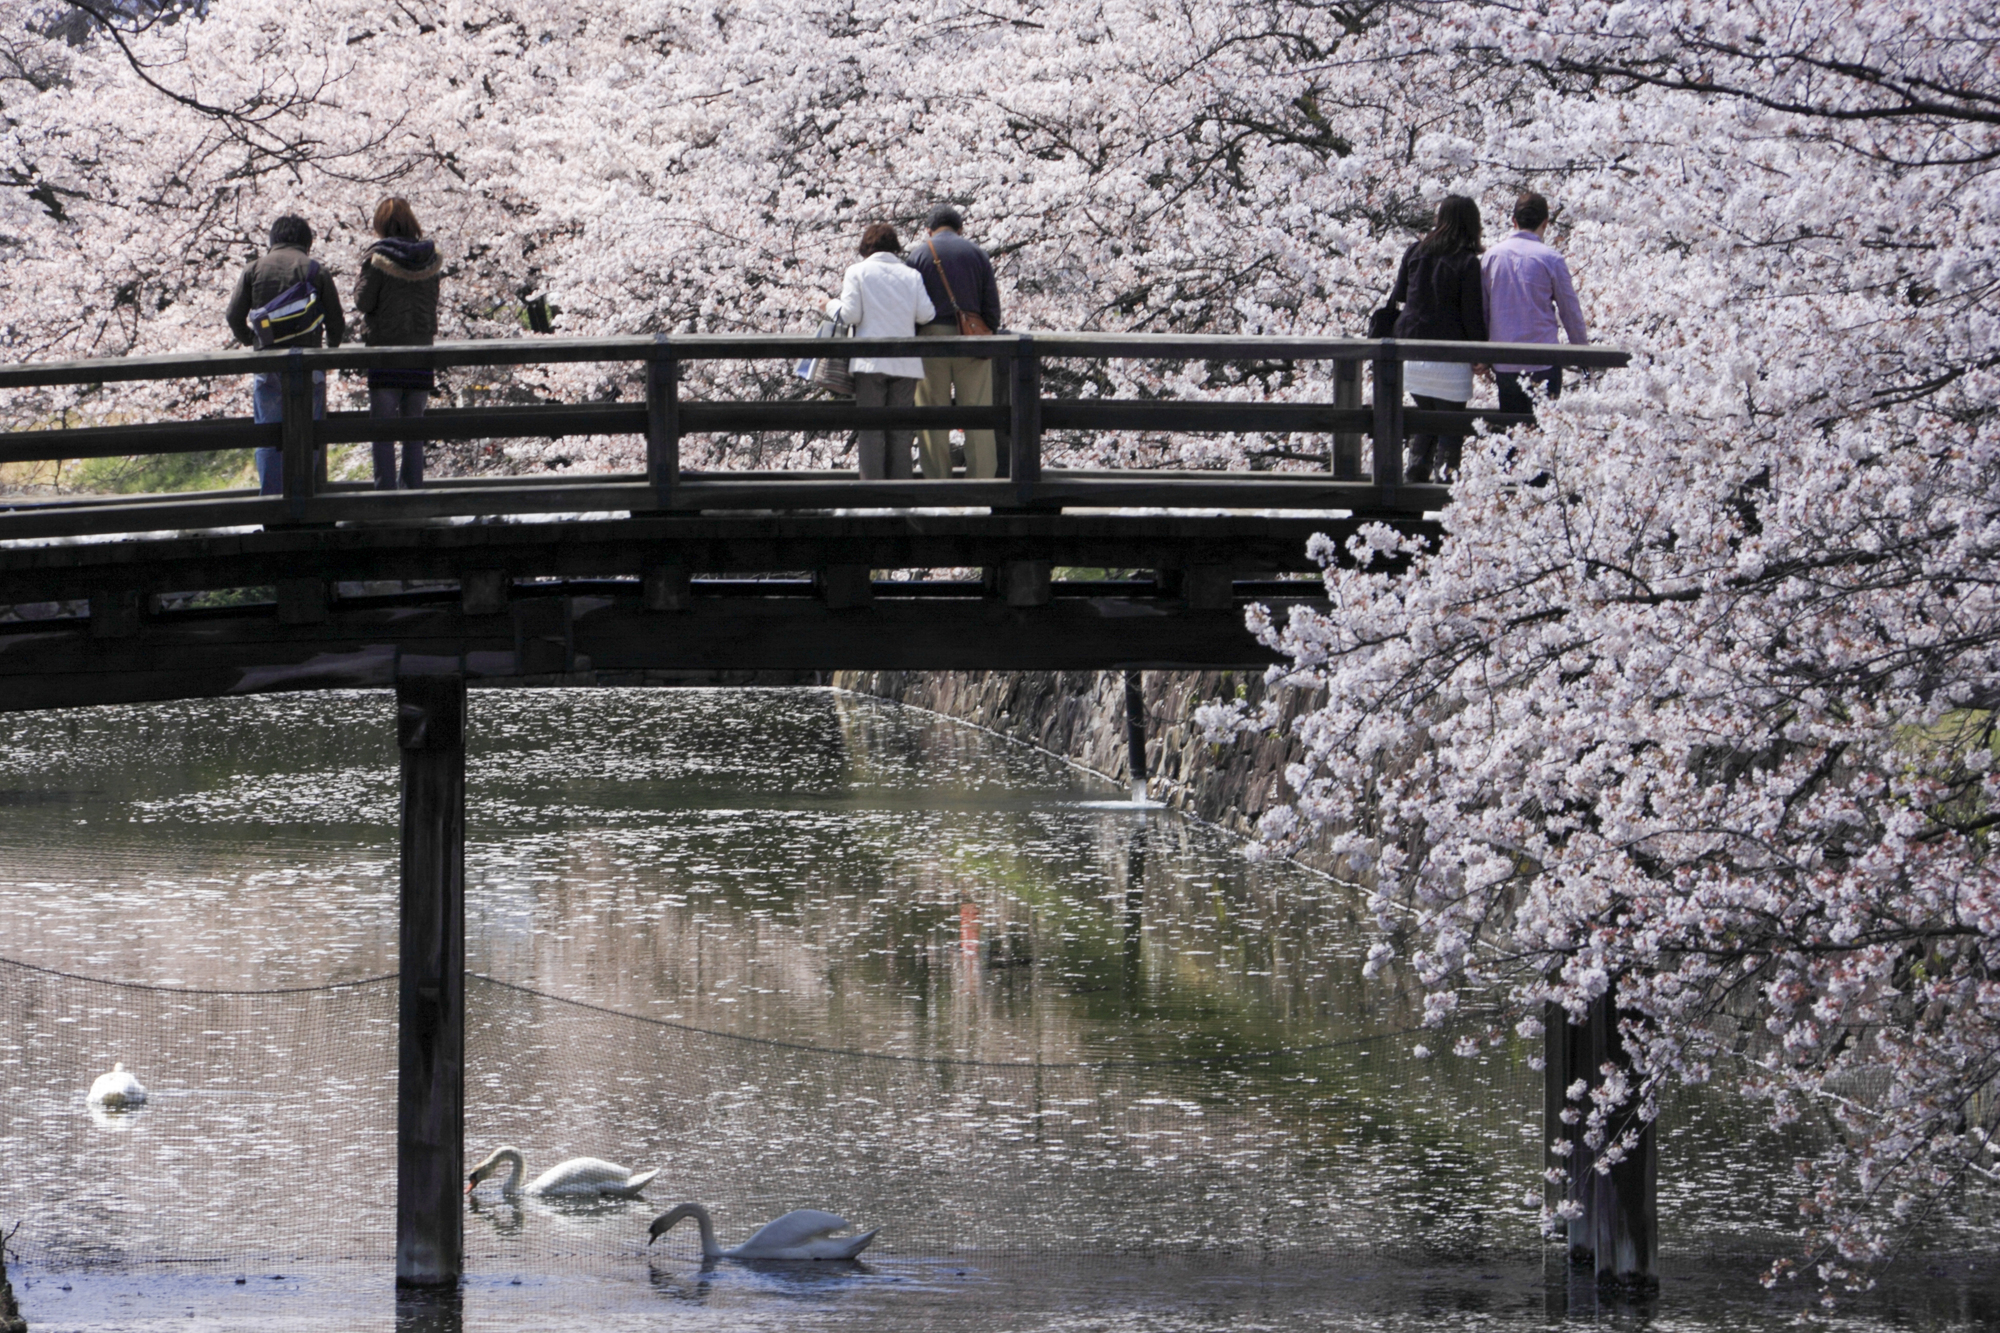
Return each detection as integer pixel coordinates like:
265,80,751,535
1586,987,1658,1292
395,674,466,1288
1545,1000,1594,1265
1547,989,1658,1291
1123,669,1148,803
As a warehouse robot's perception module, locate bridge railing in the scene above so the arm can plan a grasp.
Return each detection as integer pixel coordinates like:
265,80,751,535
0,334,1629,539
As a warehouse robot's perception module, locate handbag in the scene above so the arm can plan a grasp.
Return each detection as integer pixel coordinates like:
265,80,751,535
925,235,994,337
801,314,854,396
1367,301,1401,339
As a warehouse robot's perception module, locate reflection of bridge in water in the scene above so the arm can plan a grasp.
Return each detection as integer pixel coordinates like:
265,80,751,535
0,332,1645,1297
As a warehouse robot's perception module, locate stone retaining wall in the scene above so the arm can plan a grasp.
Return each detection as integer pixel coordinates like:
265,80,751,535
831,669,1337,873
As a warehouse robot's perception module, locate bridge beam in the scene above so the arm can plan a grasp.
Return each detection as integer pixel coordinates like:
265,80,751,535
0,589,1314,712
395,673,466,1288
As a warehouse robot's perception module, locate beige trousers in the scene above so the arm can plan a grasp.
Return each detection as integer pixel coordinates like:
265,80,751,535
914,322,997,479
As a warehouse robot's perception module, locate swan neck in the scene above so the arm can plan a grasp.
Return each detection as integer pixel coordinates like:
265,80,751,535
689,1204,722,1260
499,1148,524,1195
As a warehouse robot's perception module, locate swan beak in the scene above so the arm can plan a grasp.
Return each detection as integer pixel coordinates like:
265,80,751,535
464,1179,477,1195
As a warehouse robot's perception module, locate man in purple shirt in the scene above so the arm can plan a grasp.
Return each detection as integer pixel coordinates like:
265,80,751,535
1481,192,1589,416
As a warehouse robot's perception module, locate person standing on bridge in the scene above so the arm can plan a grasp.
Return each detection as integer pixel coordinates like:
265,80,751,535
226,215,346,495
1481,191,1589,417
1384,194,1487,483
354,197,444,490
827,223,935,479
906,205,1003,480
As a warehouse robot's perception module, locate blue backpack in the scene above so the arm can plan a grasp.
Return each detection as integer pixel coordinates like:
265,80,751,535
248,260,324,349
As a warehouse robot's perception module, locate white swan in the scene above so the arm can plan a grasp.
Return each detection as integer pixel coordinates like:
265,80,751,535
86,1063,147,1108
466,1146,659,1199
647,1203,878,1261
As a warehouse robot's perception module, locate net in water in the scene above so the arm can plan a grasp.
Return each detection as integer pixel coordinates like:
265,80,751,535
1,957,1538,1269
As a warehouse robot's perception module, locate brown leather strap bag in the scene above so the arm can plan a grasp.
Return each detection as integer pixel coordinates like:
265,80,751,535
925,234,994,337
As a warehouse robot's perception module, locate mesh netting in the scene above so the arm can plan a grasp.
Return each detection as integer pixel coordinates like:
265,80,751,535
3,956,1543,1269
0,958,399,1266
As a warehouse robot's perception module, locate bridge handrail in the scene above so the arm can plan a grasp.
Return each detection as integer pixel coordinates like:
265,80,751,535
0,333,1628,389
0,333,1631,536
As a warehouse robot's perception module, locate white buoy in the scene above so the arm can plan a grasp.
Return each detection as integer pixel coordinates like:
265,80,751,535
87,1062,147,1108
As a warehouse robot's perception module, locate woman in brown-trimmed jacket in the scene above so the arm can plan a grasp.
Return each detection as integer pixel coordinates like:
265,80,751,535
354,198,443,490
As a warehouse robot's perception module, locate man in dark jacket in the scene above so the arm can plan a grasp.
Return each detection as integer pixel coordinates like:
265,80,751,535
905,205,1003,479
225,215,345,495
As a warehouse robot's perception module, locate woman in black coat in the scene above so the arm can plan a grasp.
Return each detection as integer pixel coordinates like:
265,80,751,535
354,197,443,490
1385,195,1486,482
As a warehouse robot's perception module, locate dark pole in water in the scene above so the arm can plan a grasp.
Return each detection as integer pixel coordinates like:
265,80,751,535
1545,1000,1592,1266
1122,670,1148,803
1547,990,1658,1293
395,674,466,1288
1586,988,1658,1293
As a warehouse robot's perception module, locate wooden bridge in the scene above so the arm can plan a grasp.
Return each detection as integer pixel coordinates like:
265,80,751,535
0,332,1650,1293
0,333,1625,709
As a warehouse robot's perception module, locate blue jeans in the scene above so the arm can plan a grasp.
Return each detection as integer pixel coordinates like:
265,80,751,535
252,370,327,496
369,387,429,490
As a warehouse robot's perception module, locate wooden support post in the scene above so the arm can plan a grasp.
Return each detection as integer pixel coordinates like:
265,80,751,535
395,674,465,1289
642,561,691,612
277,577,329,625
1586,988,1658,1293
1001,559,1051,608
280,350,317,523
1009,335,1042,507
817,565,873,610
89,588,143,639
459,570,510,617
645,337,679,512
1545,1000,1593,1266
1123,669,1148,803
1331,358,1364,478
1183,565,1234,610
394,1283,463,1333
1371,341,1404,499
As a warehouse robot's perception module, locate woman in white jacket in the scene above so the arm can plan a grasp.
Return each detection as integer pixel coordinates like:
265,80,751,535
827,224,936,479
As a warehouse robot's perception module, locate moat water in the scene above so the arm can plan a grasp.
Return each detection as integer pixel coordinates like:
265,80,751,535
0,689,1991,1329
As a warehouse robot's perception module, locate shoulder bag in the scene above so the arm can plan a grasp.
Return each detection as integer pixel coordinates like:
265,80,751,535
925,235,994,337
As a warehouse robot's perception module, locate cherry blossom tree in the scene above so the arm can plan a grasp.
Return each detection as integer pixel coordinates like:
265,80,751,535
1,0,1426,472
1205,0,2000,1290
4,0,1998,1282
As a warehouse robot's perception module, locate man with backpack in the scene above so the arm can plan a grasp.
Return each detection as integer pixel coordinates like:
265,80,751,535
226,215,346,495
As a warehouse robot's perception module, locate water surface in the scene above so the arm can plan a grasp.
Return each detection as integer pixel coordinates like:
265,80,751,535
0,688,1991,1328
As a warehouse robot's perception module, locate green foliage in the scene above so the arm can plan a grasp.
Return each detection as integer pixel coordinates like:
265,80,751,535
68,449,254,494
